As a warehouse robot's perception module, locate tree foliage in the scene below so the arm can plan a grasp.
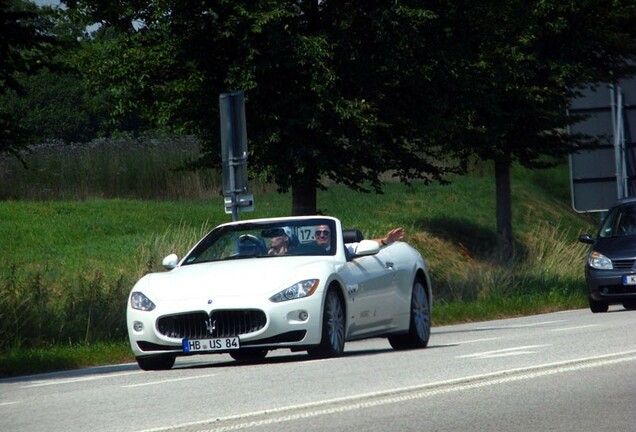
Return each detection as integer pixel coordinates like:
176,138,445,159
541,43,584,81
4,68,99,143
0,0,56,158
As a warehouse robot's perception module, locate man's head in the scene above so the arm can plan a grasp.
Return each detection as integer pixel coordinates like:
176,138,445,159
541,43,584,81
315,224,331,248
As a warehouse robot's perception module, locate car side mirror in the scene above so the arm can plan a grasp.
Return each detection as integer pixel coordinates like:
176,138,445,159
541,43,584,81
578,234,594,244
353,240,381,257
162,253,179,270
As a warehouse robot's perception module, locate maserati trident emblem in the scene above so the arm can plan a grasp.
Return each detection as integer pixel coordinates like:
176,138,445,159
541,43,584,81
205,318,216,335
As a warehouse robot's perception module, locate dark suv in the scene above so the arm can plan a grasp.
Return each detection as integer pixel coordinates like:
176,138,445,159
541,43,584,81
579,197,636,312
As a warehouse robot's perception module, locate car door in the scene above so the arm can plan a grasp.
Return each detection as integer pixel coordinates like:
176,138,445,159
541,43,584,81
340,253,396,338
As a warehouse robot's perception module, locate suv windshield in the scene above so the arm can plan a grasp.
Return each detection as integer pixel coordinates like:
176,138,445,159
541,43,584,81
182,219,337,265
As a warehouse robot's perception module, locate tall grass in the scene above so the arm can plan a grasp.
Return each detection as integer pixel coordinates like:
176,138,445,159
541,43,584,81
0,265,132,350
0,136,221,200
134,221,214,277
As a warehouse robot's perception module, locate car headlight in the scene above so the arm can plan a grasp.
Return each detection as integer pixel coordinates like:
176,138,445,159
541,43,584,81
270,279,319,303
130,292,156,311
588,251,613,270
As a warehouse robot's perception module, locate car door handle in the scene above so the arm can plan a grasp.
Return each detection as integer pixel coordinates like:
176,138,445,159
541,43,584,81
385,261,394,270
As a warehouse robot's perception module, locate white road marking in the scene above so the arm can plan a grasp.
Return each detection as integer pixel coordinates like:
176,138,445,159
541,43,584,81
474,320,565,330
0,401,21,407
23,371,143,388
135,350,636,432
455,337,501,344
550,325,599,332
122,373,218,388
457,344,551,359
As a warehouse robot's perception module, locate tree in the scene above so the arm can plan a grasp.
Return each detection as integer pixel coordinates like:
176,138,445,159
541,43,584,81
4,68,100,143
63,1,465,214
432,0,636,261
0,0,55,159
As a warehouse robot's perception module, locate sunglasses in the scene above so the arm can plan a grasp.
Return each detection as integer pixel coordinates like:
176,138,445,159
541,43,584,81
315,230,331,237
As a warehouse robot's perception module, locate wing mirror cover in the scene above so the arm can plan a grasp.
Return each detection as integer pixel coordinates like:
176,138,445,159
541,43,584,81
162,253,179,270
354,240,381,256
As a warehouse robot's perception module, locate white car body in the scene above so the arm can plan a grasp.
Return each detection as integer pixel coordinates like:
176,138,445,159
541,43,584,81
127,215,432,370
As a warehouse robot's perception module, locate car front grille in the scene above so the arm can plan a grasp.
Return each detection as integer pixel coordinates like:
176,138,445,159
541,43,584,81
611,259,636,270
157,309,267,339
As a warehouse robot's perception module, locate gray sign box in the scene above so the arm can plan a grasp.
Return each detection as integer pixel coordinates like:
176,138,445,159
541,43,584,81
220,91,249,195
569,176,618,212
570,83,611,109
570,110,612,138
569,81,636,213
570,144,615,179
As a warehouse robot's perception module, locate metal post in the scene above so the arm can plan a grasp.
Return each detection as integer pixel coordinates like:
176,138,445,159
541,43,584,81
612,85,626,199
220,91,250,221
611,84,618,198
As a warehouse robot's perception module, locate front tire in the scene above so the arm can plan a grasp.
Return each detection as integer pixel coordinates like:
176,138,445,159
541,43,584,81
308,289,345,358
589,297,609,313
622,300,636,310
136,354,176,371
389,278,431,350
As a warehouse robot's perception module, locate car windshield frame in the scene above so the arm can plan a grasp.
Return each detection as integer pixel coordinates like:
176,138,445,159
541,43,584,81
181,218,337,265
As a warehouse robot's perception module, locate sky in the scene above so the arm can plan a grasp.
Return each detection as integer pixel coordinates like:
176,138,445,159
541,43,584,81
32,0,61,6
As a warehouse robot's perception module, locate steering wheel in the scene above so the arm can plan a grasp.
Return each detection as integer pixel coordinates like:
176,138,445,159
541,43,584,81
238,234,267,256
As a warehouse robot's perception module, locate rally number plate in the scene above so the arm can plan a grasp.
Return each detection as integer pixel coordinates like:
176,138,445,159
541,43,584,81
182,337,240,353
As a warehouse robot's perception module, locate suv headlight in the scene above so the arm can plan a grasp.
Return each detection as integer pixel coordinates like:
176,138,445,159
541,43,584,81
130,292,156,311
270,279,319,303
588,251,613,270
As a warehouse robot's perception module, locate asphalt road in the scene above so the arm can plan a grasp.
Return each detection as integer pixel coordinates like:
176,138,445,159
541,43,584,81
1,306,635,432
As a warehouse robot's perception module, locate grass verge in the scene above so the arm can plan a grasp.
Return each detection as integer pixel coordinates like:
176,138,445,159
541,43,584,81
0,342,134,377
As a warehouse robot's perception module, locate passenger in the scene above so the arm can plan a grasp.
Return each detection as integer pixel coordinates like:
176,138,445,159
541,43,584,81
267,227,294,255
315,224,404,254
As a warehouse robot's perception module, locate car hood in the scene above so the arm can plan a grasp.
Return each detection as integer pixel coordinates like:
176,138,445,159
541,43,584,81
133,256,333,302
594,236,636,259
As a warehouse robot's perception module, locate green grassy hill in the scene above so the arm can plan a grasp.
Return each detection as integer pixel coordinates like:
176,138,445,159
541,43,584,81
0,160,598,376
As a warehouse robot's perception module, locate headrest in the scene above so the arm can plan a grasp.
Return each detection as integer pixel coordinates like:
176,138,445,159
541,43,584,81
342,229,363,243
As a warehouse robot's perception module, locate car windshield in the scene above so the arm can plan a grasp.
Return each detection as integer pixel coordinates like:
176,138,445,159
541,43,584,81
599,204,636,238
181,219,337,265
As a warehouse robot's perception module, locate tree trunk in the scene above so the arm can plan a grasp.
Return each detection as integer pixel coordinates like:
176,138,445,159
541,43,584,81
494,155,514,262
291,183,317,215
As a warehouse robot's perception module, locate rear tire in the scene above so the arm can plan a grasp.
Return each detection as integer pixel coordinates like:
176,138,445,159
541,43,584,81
389,278,431,350
136,354,176,371
307,289,345,358
589,297,609,313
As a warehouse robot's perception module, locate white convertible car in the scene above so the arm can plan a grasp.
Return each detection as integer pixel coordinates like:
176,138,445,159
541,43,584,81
127,216,432,370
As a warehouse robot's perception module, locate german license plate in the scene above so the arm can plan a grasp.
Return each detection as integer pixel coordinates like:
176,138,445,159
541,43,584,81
623,275,636,285
182,337,240,353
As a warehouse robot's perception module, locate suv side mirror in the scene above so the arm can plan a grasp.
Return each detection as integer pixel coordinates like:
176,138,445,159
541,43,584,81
578,234,594,244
